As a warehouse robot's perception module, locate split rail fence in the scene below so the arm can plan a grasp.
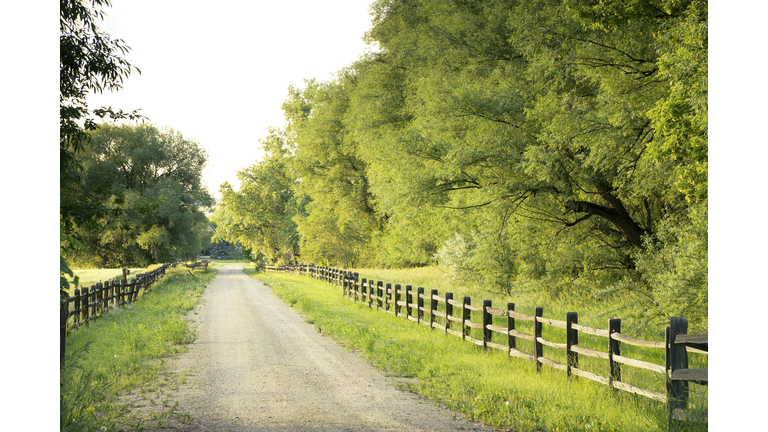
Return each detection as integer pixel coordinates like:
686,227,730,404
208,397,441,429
58,262,200,364
267,264,708,426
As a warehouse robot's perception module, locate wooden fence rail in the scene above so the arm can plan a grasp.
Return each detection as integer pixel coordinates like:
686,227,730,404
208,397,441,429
59,263,178,365
267,263,708,426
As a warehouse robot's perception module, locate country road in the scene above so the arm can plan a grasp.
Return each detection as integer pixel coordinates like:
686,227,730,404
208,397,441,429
151,265,496,431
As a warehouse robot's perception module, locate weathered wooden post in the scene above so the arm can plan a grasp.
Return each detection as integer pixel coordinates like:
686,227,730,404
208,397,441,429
507,303,516,358
417,287,425,323
73,288,81,327
609,318,622,387
566,312,578,378
534,307,543,372
405,285,413,318
430,289,438,329
445,293,453,335
462,297,471,340
361,278,368,305
394,284,401,316
385,283,392,311
89,285,96,324
60,297,69,365
96,282,103,316
129,278,136,303
119,279,126,306
666,317,689,424
482,300,492,349
377,281,384,310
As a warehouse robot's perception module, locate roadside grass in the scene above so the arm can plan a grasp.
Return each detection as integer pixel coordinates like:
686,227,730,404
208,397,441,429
351,265,708,399
253,271,706,432
61,265,216,432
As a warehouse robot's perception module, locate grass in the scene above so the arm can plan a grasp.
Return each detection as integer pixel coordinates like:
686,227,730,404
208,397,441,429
253,269,708,432
60,265,216,432
64,264,168,297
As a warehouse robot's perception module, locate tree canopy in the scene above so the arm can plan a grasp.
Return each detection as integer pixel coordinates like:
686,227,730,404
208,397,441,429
63,124,214,268
213,0,707,330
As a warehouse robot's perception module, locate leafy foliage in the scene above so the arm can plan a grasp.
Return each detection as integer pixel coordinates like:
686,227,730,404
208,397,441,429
216,0,707,329
213,129,303,265
63,124,214,267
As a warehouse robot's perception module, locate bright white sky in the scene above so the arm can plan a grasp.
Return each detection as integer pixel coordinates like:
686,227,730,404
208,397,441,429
86,0,376,200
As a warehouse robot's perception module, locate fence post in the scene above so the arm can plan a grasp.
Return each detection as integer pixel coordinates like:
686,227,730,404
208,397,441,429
385,283,392,311
129,278,136,303
417,287,425,323
566,312,578,378
60,298,69,365
119,279,126,306
89,285,96,324
355,275,360,302
377,281,383,310
96,282,103,316
482,300,492,349
666,317,689,424
361,278,368,305
534,307,543,372
73,288,81,327
609,318,621,388
462,297,471,340
406,286,413,318
394,284,401,316
430,289,438,329
445,293,453,335
507,303,516,359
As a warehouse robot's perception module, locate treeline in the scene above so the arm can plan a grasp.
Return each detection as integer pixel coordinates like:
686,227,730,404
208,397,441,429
213,0,707,331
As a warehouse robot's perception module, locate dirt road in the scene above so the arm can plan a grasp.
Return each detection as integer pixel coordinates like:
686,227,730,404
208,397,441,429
161,265,495,431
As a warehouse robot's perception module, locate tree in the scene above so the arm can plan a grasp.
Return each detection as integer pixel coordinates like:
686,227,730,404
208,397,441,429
64,123,214,267
343,0,707,319
60,0,145,234
60,0,144,291
282,77,383,267
213,129,303,265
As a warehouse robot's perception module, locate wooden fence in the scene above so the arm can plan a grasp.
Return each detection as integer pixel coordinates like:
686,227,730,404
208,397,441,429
267,264,708,426
59,263,181,364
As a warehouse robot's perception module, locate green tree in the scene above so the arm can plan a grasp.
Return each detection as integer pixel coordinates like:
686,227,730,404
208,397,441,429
213,129,303,265
282,77,383,267
64,123,214,267
60,0,144,291
60,0,144,234
345,0,706,324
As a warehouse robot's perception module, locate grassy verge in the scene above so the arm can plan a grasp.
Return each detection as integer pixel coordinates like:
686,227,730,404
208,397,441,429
253,270,706,432
60,265,217,431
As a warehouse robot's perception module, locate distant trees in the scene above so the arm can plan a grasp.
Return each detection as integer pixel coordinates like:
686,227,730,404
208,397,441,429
213,129,303,266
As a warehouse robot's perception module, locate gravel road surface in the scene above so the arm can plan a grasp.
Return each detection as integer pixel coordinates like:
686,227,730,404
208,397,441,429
159,265,496,431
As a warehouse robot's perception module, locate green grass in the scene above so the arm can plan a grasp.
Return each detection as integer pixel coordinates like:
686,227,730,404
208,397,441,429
60,265,217,432
64,264,168,297
254,270,707,432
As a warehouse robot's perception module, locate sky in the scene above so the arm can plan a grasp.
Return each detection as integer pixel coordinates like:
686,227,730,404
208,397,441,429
86,0,377,200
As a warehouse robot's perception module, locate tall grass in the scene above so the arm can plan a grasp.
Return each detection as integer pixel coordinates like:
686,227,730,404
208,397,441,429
60,266,216,431
255,271,707,432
